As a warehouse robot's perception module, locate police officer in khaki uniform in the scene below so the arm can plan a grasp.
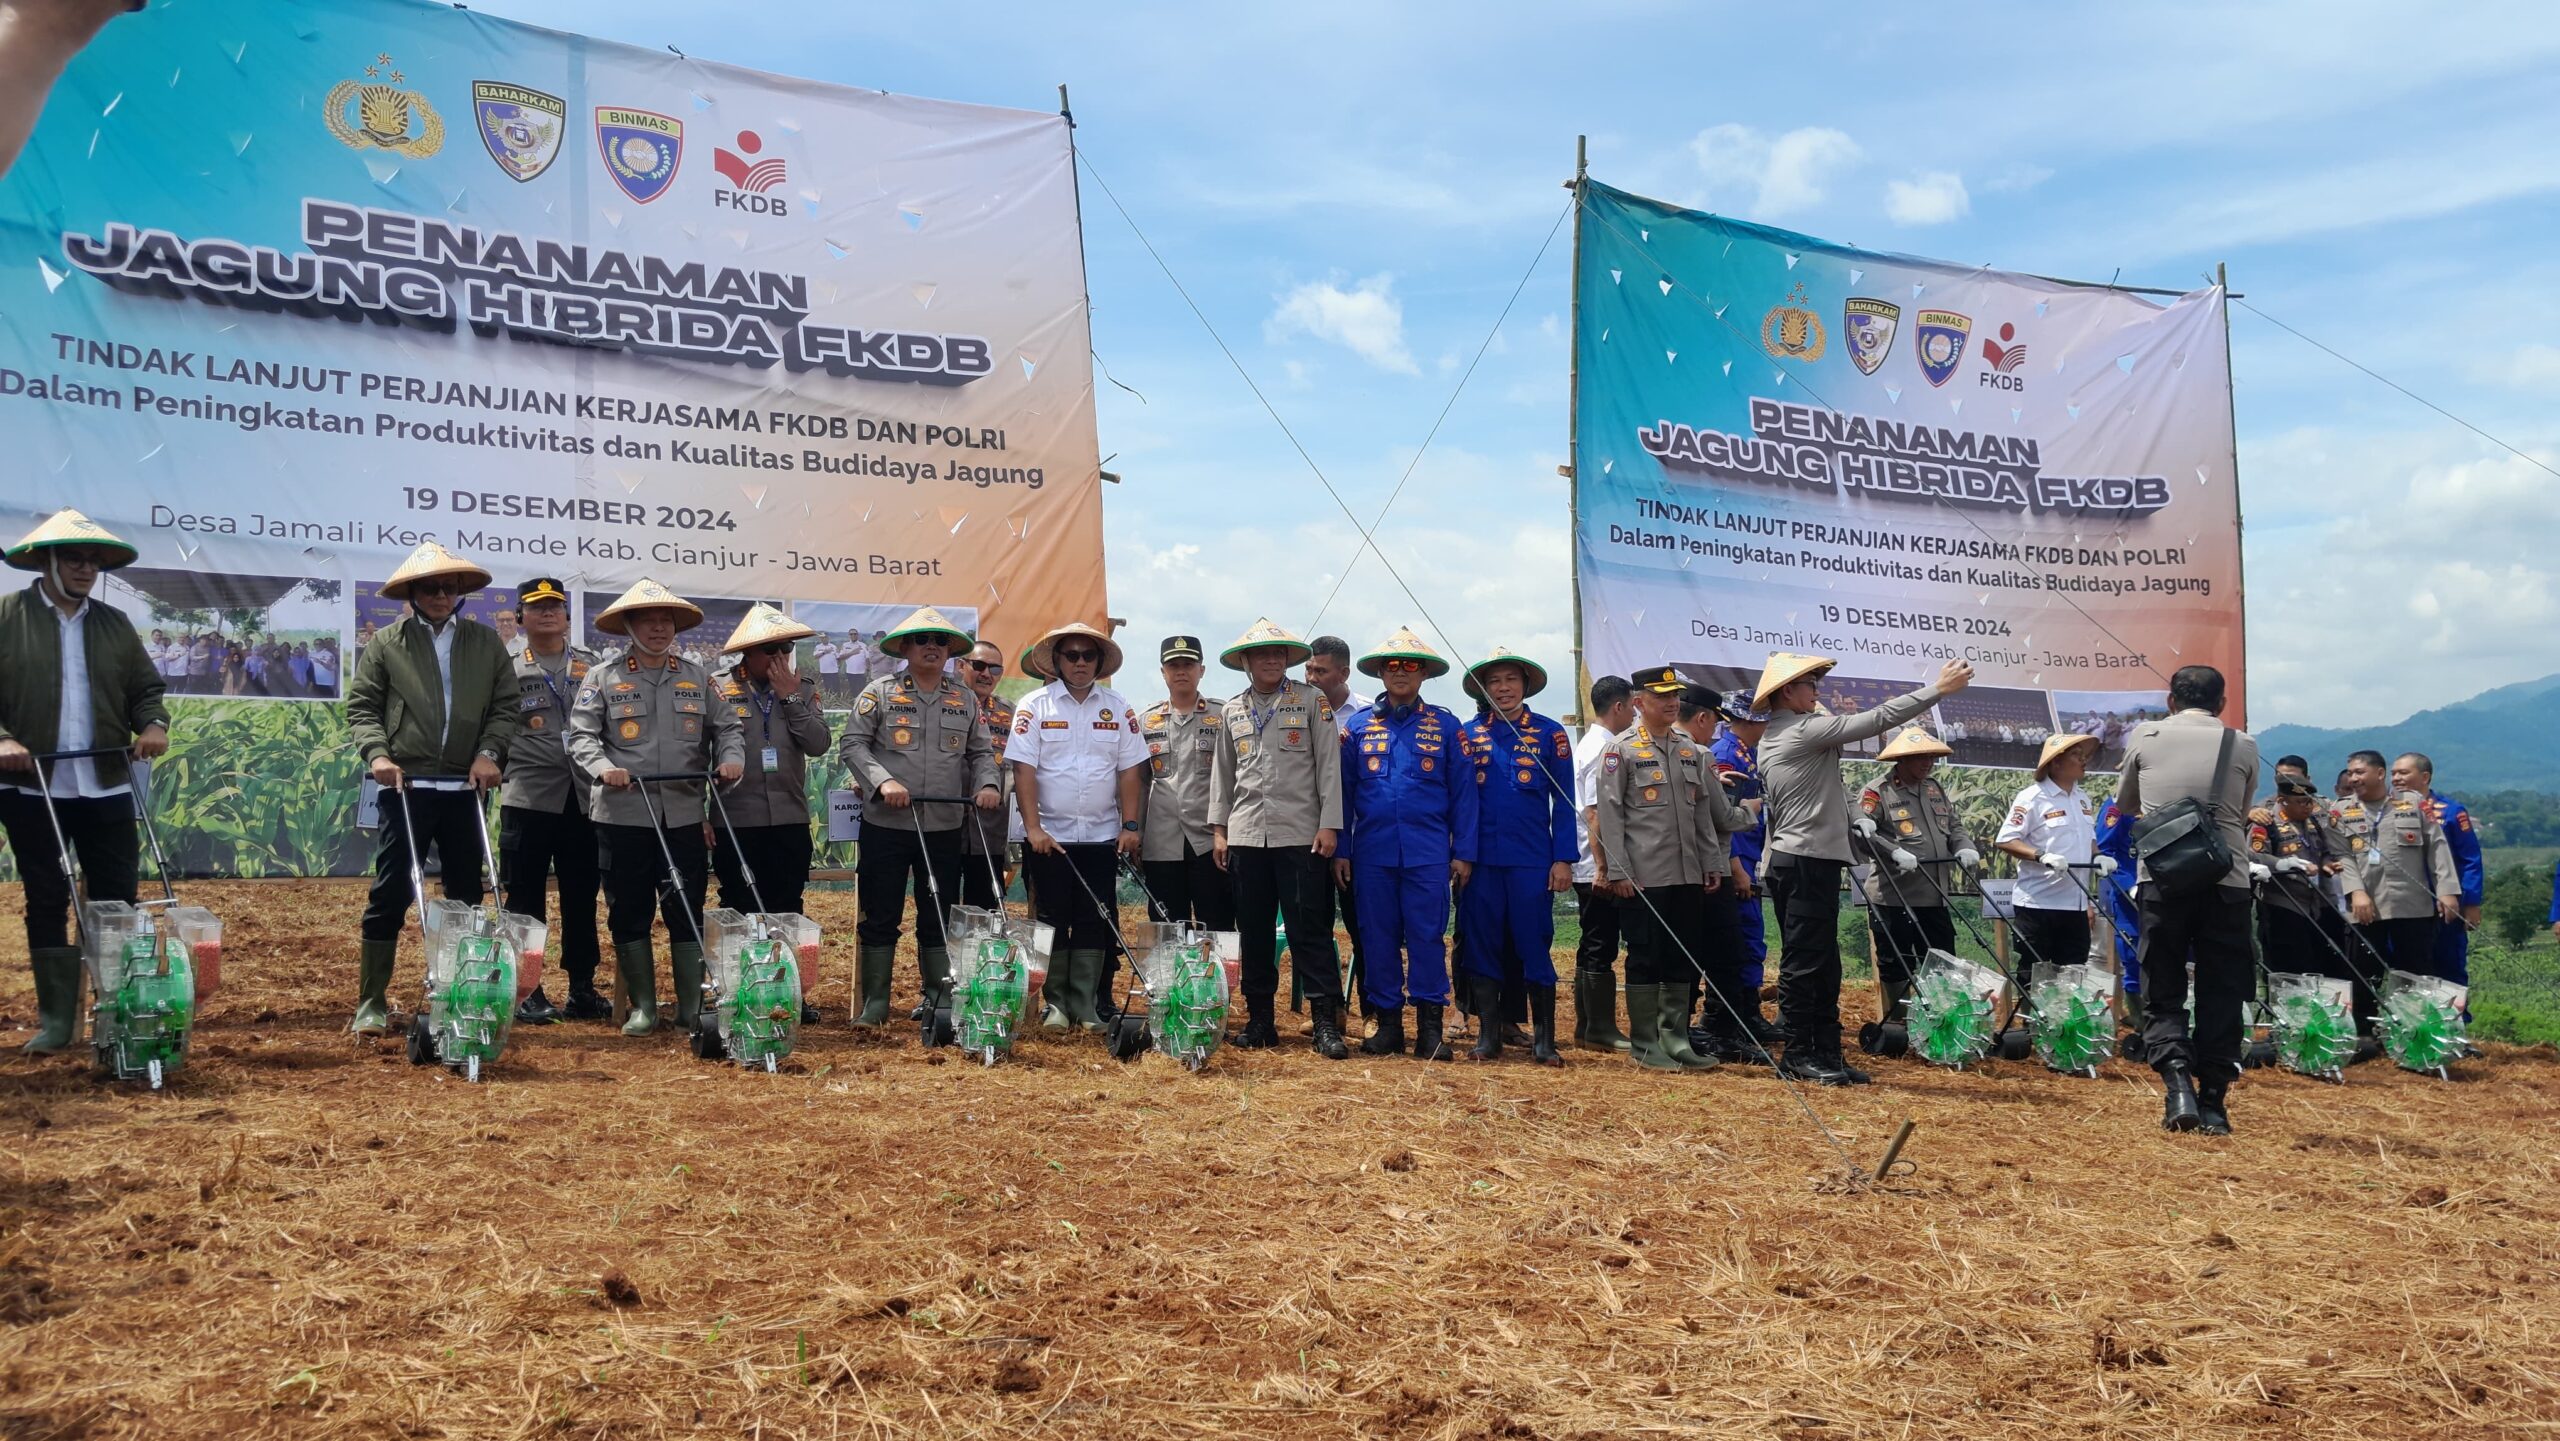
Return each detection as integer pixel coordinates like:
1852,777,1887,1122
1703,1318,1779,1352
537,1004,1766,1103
566,580,746,1037
1855,727,1980,1025
2251,773,2374,1024
1139,636,1234,931
1595,666,1753,1072
498,577,605,1025
1208,618,1345,1056
836,606,1002,1027
2331,748,2461,977
957,639,1018,912
712,605,832,1023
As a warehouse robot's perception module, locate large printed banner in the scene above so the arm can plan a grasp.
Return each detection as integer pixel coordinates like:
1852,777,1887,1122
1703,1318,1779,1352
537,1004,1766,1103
1575,181,2243,769
0,0,1103,874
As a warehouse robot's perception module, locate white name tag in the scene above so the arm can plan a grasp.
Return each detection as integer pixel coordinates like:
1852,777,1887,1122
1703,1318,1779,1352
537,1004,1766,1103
825,787,863,842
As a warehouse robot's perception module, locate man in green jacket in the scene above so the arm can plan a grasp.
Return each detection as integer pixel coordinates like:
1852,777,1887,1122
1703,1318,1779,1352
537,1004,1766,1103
0,510,168,1054
342,542,518,1035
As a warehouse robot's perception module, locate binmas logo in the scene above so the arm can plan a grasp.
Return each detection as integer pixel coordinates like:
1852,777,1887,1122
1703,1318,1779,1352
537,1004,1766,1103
712,130,790,215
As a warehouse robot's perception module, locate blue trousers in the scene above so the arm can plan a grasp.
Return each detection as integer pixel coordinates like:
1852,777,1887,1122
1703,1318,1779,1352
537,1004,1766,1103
2105,882,2142,995
1353,861,1451,1009
1734,893,1766,991
1458,864,1558,988
2432,918,2469,986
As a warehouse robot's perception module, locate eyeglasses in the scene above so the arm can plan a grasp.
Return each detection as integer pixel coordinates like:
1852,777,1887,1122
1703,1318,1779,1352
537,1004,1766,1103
1379,659,1425,674
965,658,1004,674
1055,648,1101,664
410,580,461,597
754,642,794,656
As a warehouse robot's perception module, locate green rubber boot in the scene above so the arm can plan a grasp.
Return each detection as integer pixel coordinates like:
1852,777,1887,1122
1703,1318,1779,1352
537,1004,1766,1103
853,945,896,1026
1658,981,1719,1072
22,947,82,1055
670,941,706,1030
1576,968,1631,1051
918,946,951,1014
349,937,397,1036
618,940,658,1036
1067,948,1108,1032
1623,983,1682,1071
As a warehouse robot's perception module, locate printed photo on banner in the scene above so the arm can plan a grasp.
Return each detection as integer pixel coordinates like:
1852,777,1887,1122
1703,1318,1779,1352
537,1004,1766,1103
103,566,349,702
2055,690,2169,772
355,578,522,655
794,600,977,705
1934,686,2061,772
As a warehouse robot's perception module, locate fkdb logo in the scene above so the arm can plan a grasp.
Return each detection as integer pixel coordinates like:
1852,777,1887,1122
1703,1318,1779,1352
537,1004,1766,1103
1977,322,2027,391
713,130,789,214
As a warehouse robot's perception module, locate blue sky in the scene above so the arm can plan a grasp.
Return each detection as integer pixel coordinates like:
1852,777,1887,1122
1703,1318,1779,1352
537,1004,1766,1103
467,0,2560,729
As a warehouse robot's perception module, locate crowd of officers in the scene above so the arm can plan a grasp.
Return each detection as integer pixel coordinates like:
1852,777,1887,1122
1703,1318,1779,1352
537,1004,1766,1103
0,517,2518,1138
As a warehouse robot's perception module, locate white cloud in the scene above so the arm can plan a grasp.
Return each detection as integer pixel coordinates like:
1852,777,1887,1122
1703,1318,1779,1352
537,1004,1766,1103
1265,273,1418,374
2481,342,2560,389
1884,171,1971,225
1688,123,1862,219
1980,163,2054,195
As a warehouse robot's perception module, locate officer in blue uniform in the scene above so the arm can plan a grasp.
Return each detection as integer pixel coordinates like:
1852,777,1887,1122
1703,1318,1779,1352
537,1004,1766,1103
1336,628,1475,1061
2392,753,2484,984
1455,646,1578,1065
2093,796,2143,1001
1708,695,1780,1043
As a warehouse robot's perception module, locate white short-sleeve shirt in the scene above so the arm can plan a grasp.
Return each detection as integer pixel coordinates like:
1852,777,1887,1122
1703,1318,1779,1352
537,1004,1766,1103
1995,777,2095,911
1006,681,1152,845
1570,722,1619,883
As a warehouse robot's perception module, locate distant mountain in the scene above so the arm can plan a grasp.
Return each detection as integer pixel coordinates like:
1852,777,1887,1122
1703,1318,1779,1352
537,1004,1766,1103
2257,672,2560,796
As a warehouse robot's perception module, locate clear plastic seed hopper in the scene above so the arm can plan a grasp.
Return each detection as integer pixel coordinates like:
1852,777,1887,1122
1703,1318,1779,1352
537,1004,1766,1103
39,745,214,1089
400,784,543,1081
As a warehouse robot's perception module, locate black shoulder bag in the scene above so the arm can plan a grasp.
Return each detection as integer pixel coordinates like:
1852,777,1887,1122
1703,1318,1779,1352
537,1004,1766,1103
2130,724,2237,898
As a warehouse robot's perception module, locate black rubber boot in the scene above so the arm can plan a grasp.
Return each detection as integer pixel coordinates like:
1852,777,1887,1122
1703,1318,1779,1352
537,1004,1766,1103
515,985,561,1025
1467,976,1502,1061
1575,968,1630,1051
1777,1043,1855,1086
562,975,613,1021
1827,1046,1873,1085
1528,986,1563,1067
1359,1006,1406,1056
1413,1002,1451,1061
2196,1075,2232,1136
1309,997,1349,1060
1743,1007,1786,1045
1233,994,1280,1048
2160,1061,2203,1132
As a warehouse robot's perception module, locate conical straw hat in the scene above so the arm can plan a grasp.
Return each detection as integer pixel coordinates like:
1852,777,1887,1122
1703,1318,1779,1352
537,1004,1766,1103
379,541,493,601
1877,727,1953,762
882,605,973,656
1357,626,1449,680
1218,617,1312,671
721,603,818,655
2035,733,2102,777
6,509,138,572
1752,651,1836,712
1461,645,1549,701
593,578,705,635
1022,620,1123,681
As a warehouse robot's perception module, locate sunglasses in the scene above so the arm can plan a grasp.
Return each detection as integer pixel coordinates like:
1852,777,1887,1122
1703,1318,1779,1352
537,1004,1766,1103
965,658,1005,674
1055,648,1102,664
753,642,794,656
1378,659,1425,674
409,580,462,597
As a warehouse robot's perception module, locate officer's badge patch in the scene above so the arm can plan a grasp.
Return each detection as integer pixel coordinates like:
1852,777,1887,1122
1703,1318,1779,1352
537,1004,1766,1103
892,728,912,746
1368,757,1382,772
1643,787,1659,802
1603,753,1619,774
1843,297,1900,376
527,715,546,731
857,694,877,715
1421,758,1434,772
1285,729,1303,746
1015,715,1032,734
619,721,640,740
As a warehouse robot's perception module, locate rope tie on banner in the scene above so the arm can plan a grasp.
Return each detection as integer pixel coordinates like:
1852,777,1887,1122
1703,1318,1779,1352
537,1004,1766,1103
1077,144,1883,1185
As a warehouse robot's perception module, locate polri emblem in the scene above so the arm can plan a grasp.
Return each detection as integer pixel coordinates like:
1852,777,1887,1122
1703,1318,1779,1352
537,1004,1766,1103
325,53,444,158
1761,282,1827,363
1842,297,1900,376
474,81,564,181
1915,310,1972,388
596,107,683,203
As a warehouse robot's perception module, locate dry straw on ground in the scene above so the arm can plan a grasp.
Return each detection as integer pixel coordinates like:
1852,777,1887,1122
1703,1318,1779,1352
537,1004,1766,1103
0,879,2555,1438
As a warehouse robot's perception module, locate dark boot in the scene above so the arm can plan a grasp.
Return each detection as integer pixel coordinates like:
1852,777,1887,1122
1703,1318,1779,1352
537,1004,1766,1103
350,937,397,1036
1826,1045,1873,1085
22,947,82,1055
670,942,706,1029
1623,983,1680,1071
1656,983,1718,1072
1413,1002,1451,1062
515,985,561,1026
1528,985,1563,1067
1777,1041,1855,1086
1309,996,1348,1060
562,974,613,1021
1360,1006,1406,1056
1233,993,1280,1048
800,999,824,1026
617,940,658,1037
1743,1007,1785,1045
1467,976,1503,1061
2159,1061,2202,1132
1575,968,1630,1051
2195,1075,2232,1136
853,944,896,1026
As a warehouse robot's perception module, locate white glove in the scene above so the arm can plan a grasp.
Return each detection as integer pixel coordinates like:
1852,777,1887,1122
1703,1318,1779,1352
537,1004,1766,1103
2274,856,2315,876
1888,846,1919,873
2038,851,2070,874
2094,855,2118,878
1955,848,1981,869
2247,861,2272,883
1853,816,1879,839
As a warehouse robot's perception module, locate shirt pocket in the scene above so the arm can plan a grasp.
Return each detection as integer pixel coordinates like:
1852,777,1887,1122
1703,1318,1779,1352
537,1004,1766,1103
1276,716,1310,753
939,724,966,754
608,699,648,744
884,711,921,750
1632,765,1670,806
674,695,705,738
